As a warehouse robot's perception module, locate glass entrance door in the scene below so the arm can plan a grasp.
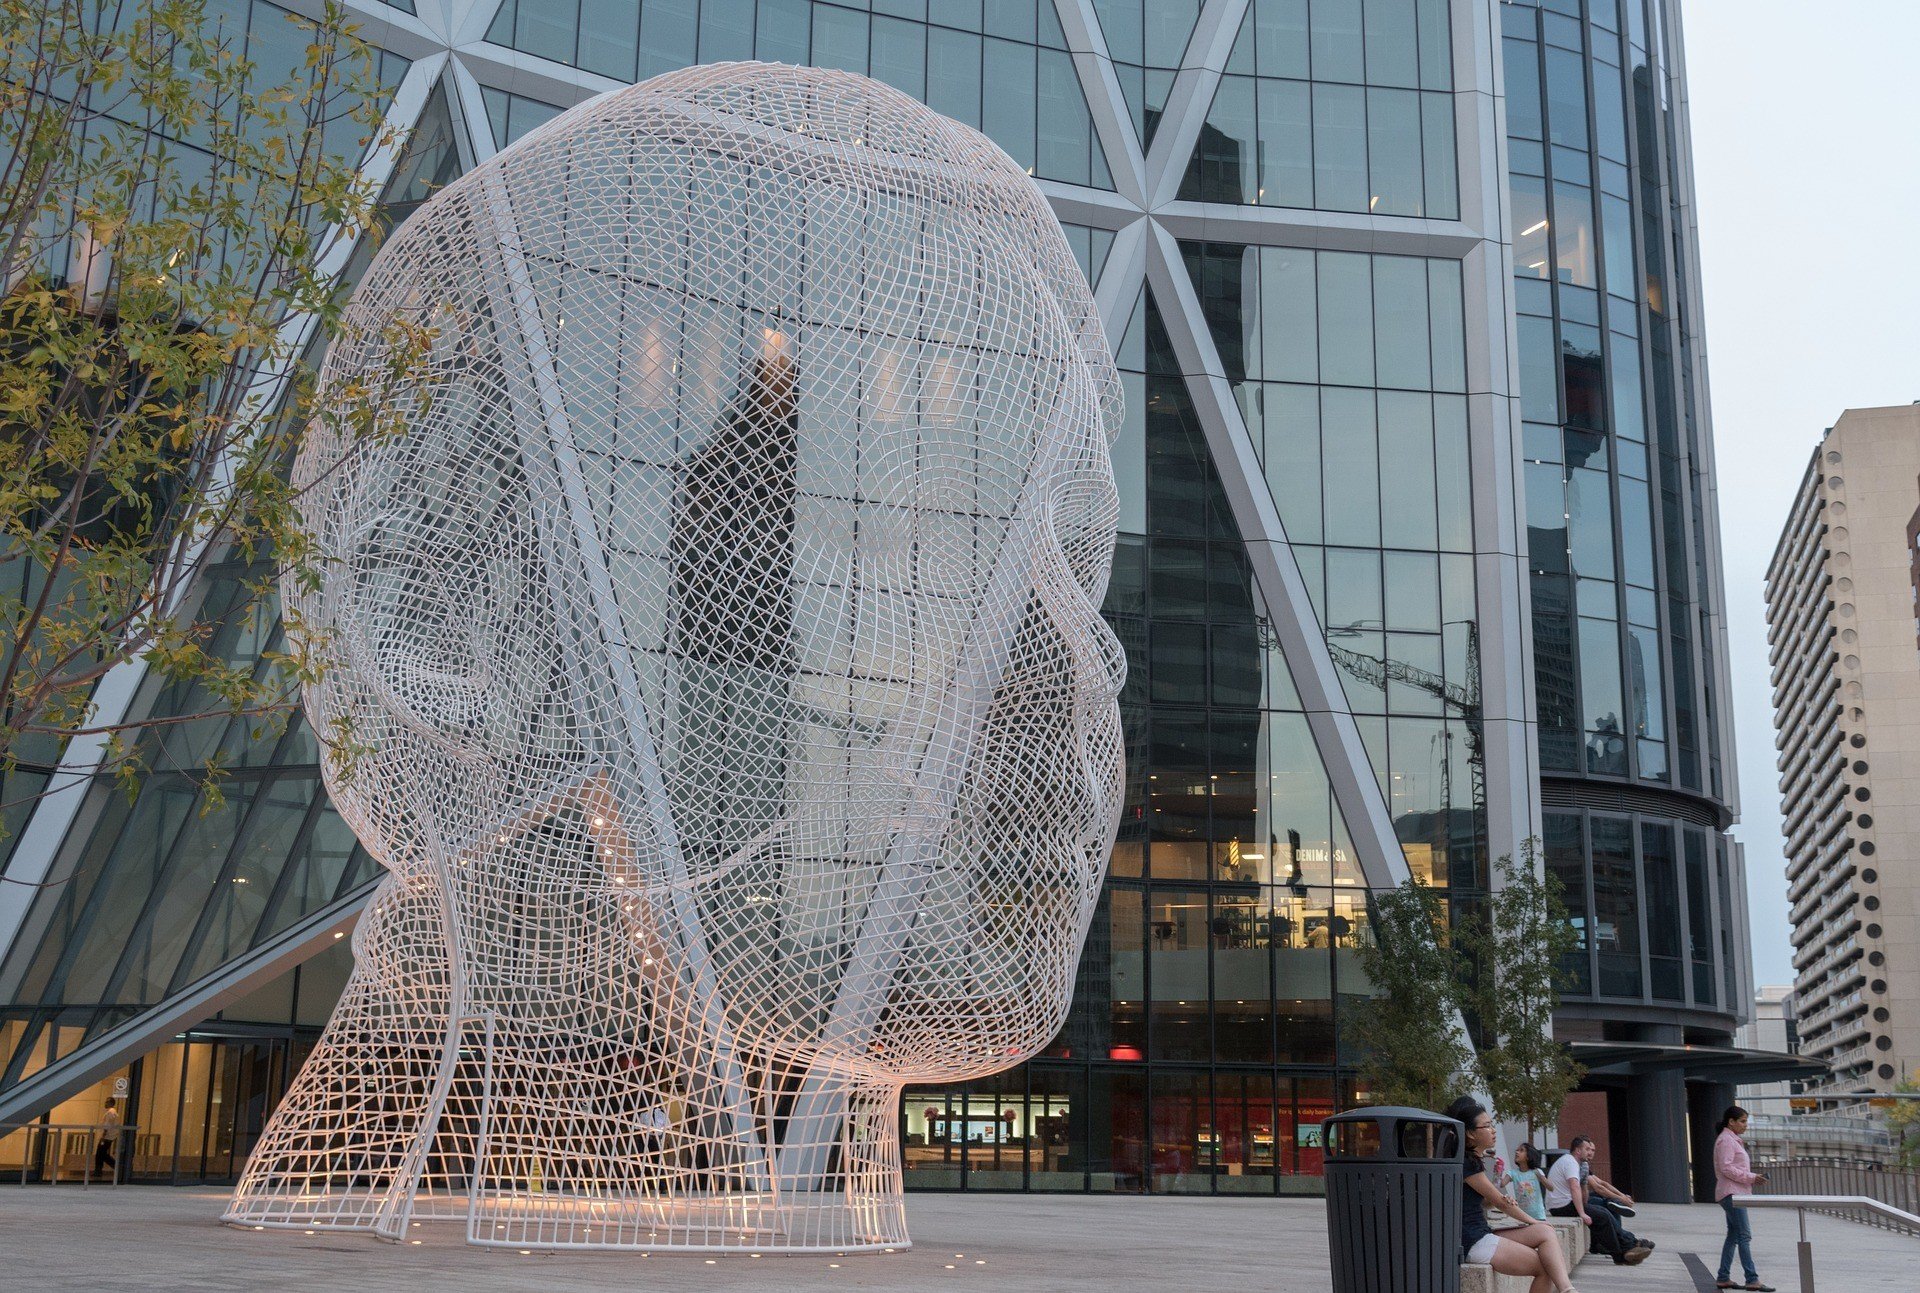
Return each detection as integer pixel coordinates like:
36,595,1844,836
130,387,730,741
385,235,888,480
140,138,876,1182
132,1032,290,1183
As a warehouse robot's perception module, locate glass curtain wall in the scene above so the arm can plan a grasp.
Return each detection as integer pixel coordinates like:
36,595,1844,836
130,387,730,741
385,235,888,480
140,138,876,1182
1505,0,1738,1019
902,286,1424,1195
482,0,1114,187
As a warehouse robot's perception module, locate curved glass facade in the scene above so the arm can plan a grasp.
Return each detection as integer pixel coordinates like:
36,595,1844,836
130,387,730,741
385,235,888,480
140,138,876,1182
0,0,1754,1199
1503,0,1742,1043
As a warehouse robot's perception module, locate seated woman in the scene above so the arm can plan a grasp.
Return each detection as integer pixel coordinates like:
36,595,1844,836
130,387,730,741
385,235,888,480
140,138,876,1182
1502,1142,1551,1221
1446,1097,1579,1293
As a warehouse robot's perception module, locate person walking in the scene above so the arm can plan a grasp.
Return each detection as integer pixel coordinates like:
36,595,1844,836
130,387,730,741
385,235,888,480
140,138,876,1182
93,1099,121,1180
1712,1105,1774,1291
1446,1098,1581,1293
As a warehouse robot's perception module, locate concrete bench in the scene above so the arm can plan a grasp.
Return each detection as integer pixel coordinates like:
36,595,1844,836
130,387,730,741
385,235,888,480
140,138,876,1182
1459,1219,1589,1293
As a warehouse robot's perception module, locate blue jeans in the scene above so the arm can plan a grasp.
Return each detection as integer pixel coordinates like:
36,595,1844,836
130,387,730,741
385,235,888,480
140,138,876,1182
1718,1195,1757,1283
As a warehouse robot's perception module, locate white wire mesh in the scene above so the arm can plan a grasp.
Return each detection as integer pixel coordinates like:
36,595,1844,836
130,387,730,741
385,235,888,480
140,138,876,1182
225,61,1124,1254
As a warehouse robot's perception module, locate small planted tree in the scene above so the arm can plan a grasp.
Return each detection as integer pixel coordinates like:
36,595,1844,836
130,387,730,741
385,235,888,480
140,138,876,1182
1463,841,1586,1144
1348,876,1475,1112
0,0,419,830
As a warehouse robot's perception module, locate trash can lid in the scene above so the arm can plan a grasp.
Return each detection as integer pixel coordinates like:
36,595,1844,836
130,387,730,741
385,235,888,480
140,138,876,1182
1320,1106,1464,1161
1322,1106,1458,1125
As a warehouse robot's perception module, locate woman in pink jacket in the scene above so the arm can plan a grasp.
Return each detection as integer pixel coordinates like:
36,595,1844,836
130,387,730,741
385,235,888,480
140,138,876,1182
1712,1105,1773,1290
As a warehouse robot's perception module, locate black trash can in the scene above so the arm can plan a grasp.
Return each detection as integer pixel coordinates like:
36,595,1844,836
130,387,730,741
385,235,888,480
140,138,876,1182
1323,1106,1464,1293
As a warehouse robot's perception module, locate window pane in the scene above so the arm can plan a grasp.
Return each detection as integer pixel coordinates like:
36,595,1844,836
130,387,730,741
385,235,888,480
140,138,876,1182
871,16,928,100
637,0,697,77
1213,898,1275,1063
1517,314,1559,422
578,0,638,79
927,28,982,126
1263,384,1323,542
1312,83,1369,211
1502,36,1543,139
1567,463,1615,580
1642,822,1683,999
1420,91,1458,218
1150,1070,1214,1194
1552,182,1596,287
1372,256,1431,389
1086,1068,1147,1192
1590,817,1641,997
1600,194,1636,301
1427,262,1466,391
1316,251,1375,385
1545,812,1590,993
1149,890,1212,1061
1433,395,1472,551
980,39,1036,168
1310,0,1365,82
1107,887,1146,1058
1543,45,1589,149
1260,248,1319,382
1321,388,1380,547
1415,0,1451,90
1378,392,1438,550
1036,49,1090,184
1364,0,1420,88
1579,617,1626,771
1257,78,1314,206
1256,0,1310,78
1512,174,1551,277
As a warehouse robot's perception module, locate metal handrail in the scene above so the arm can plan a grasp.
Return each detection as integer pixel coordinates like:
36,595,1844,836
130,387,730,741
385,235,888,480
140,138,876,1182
1752,1158,1920,1226
0,1121,139,1188
1734,1193,1920,1293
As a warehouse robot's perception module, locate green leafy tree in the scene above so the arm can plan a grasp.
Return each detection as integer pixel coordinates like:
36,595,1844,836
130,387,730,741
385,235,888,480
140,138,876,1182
1462,841,1586,1144
1348,876,1475,1112
0,0,424,834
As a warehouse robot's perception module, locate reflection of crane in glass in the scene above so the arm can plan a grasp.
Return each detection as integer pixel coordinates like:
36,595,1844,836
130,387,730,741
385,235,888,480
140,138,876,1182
1323,620,1484,858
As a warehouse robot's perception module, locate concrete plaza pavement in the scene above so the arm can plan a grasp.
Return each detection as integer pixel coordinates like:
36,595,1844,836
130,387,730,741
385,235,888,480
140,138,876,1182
0,1187,1911,1291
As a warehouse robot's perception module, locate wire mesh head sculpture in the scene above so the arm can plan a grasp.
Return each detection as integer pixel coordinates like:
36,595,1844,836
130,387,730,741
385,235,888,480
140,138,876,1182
226,62,1124,1253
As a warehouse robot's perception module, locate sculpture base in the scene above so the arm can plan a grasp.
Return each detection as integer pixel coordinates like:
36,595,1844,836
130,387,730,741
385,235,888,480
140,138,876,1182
224,1188,909,1253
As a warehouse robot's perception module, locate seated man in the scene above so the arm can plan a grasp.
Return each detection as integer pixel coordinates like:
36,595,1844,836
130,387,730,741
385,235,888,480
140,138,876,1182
1584,1163,1654,1252
1546,1138,1650,1266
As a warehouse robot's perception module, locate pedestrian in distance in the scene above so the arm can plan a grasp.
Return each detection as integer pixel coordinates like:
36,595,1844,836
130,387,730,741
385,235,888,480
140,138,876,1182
1446,1097,1582,1293
93,1098,121,1180
1712,1105,1774,1291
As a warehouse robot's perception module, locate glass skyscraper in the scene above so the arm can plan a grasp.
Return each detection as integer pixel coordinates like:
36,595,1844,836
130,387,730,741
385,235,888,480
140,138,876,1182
0,0,1770,1202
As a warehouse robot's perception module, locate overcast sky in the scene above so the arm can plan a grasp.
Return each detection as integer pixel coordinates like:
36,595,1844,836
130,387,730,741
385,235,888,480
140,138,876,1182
1682,0,1920,988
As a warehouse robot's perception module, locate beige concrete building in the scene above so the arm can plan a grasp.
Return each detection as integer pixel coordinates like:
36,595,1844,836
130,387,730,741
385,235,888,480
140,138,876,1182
1765,404,1920,1090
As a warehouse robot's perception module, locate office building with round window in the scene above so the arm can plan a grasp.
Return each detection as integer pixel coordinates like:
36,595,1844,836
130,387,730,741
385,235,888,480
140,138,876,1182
0,0,1806,1201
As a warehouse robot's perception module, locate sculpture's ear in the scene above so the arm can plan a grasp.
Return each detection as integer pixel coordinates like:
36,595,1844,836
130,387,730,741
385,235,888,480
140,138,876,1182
314,422,561,765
